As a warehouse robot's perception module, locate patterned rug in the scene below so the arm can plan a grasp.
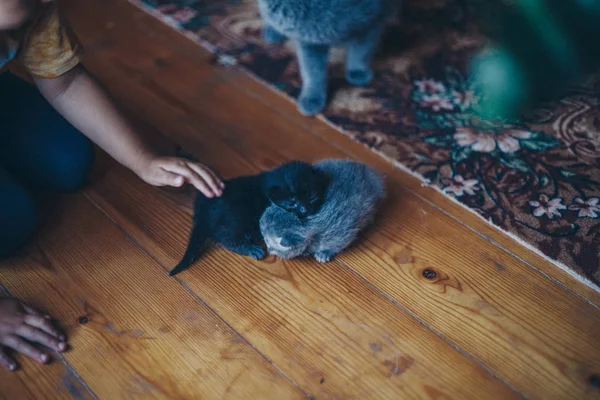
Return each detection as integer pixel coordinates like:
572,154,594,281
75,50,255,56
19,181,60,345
131,0,600,289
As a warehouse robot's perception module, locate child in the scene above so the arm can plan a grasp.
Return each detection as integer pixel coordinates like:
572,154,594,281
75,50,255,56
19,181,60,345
0,0,223,371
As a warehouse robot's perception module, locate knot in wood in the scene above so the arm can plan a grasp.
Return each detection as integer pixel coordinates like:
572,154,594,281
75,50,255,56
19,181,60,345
422,269,437,280
78,316,89,324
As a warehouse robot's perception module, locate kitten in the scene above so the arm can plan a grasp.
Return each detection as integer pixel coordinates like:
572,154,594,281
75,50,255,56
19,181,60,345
258,0,396,116
169,161,329,276
260,159,385,262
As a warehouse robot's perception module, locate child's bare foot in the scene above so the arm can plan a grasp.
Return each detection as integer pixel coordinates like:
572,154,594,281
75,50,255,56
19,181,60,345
0,298,67,371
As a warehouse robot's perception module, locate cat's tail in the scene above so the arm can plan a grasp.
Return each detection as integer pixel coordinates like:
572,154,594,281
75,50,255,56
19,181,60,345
169,217,210,276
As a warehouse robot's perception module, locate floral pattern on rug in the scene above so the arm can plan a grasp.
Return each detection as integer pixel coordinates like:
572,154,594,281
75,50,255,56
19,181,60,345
133,0,600,287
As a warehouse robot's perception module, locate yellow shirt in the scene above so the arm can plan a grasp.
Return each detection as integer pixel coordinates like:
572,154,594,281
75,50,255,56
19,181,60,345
0,3,83,78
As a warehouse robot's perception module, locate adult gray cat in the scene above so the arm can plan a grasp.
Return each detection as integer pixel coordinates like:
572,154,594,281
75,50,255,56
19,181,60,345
257,0,396,116
260,159,385,262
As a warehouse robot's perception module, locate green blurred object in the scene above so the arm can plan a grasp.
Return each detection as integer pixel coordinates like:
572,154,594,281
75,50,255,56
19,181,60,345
469,0,600,118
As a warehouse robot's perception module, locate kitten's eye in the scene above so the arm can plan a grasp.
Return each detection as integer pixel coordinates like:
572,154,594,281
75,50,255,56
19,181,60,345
309,194,319,203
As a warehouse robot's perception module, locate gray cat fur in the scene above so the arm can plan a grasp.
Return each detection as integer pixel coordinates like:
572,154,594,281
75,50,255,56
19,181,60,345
257,0,396,116
260,159,385,262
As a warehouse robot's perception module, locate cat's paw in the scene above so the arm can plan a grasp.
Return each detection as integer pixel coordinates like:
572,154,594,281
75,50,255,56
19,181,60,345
298,94,326,116
262,25,286,44
314,251,335,263
346,69,373,86
248,245,267,260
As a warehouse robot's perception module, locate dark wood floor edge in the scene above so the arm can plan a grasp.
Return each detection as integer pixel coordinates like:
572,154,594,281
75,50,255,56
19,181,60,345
217,71,600,311
0,283,100,400
328,260,528,400
55,353,101,400
81,192,313,400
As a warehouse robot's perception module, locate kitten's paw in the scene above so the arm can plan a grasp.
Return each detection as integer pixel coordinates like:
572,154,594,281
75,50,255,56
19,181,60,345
262,25,286,44
248,245,267,260
315,251,335,263
298,94,326,116
346,69,373,86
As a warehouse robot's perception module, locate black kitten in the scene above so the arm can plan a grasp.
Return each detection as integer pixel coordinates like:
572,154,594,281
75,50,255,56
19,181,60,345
169,161,329,276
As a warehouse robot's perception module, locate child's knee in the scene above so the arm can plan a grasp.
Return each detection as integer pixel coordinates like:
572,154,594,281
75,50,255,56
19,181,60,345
0,188,37,257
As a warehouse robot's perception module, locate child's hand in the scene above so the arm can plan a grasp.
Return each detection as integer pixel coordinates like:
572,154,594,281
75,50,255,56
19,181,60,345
136,156,224,198
0,298,67,371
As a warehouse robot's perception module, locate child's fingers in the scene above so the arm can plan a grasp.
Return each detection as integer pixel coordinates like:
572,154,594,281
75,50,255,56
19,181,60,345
1,335,48,364
14,325,66,353
152,168,185,187
0,348,16,371
188,163,223,187
187,163,224,194
24,315,65,341
200,165,225,188
21,302,53,321
161,163,218,197
21,304,43,317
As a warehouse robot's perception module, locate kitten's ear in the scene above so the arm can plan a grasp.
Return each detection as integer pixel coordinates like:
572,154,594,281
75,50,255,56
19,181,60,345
281,233,304,247
268,186,289,203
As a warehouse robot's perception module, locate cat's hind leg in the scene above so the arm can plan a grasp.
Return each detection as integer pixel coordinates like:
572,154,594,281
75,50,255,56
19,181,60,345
262,23,286,44
295,42,330,116
346,24,385,86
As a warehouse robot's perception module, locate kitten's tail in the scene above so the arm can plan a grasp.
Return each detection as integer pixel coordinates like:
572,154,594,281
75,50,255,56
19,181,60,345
169,218,210,276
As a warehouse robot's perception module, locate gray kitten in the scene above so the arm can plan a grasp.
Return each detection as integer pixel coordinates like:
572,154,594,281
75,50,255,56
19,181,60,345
260,159,385,262
257,0,396,116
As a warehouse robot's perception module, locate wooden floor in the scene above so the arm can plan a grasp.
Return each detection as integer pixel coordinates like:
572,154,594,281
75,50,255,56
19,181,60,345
2,0,600,399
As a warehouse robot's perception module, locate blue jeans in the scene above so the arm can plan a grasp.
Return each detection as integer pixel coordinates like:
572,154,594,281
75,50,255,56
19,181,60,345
0,73,95,256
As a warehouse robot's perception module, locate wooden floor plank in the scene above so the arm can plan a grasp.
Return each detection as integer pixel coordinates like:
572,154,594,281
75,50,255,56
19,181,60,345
0,349,92,400
2,270,92,400
0,196,305,400
223,70,600,306
64,8,600,399
1,0,596,398
66,0,600,306
87,161,521,400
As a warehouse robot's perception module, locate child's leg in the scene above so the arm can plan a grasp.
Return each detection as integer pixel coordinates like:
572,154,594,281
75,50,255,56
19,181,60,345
0,167,37,257
0,73,95,191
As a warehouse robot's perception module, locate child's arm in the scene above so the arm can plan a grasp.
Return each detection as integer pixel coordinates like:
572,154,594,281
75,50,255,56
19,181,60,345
33,65,224,198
